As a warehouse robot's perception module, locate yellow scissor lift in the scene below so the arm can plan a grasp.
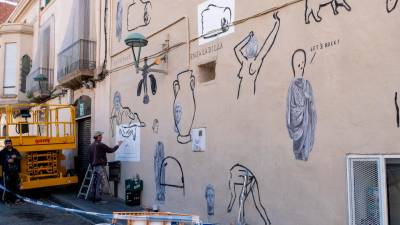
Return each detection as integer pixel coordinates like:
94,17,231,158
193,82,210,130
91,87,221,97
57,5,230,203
0,104,78,190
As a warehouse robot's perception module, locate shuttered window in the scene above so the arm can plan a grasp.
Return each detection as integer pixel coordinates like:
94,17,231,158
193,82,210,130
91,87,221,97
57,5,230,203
3,43,18,96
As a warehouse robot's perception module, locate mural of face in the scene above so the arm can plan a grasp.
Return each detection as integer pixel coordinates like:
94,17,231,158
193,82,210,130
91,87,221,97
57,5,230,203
292,49,306,77
152,119,159,134
205,184,215,216
174,104,183,133
387,0,398,12
113,91,122,111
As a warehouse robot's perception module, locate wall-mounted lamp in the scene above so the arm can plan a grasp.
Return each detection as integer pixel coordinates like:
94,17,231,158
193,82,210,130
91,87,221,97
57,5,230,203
125,32,167,104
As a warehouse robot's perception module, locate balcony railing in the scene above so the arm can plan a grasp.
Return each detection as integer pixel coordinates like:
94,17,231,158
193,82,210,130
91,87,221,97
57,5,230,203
26,67,54,96
57,39,96,83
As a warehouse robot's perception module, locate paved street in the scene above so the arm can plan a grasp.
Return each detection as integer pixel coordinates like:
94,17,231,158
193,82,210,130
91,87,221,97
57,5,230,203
0,201,92,225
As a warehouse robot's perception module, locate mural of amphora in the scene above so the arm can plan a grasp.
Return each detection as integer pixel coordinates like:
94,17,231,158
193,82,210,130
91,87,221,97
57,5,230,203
173,70,196,144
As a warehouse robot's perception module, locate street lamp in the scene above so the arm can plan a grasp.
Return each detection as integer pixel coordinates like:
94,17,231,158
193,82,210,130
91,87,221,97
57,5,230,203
125,32,167,104
125,32,148,71
33,73,48,94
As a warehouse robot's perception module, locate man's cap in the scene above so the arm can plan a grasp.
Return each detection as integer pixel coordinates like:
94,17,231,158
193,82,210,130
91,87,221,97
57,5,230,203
94,131,104,137
4,138,12,143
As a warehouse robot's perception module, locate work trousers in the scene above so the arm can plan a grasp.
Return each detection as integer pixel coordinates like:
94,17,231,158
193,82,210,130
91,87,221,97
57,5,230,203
91,165,108,201
3,172,19,203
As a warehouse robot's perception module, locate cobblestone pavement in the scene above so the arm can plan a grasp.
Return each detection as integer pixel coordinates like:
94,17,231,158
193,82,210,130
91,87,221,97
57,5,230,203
0,201,93,225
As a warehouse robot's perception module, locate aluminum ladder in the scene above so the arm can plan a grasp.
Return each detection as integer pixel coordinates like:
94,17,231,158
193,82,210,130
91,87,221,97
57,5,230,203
77,165,94,200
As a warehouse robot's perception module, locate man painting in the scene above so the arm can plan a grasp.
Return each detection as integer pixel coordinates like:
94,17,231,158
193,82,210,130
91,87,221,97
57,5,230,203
89,131,122,203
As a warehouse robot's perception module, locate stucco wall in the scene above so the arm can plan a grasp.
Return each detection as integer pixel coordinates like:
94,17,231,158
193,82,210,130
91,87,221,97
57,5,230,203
102,0,400,224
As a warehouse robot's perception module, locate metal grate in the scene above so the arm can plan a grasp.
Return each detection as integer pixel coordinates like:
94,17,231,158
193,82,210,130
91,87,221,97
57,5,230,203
349,159,383,225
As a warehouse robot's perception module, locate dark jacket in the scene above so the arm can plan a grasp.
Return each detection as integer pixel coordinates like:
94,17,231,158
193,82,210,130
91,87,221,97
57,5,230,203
89,141,119,167
0,147,21,174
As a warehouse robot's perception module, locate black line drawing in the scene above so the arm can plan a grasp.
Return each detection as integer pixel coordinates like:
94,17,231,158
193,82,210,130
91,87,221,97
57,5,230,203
173,70,196,144
158,156,185,196
310,52,316,64
154,141,165,203
116,0,123,42
387,0,399,13
137,58,157,104
205,184,215,216
286,49,317,161
227,163,271,225
395,92,399,127
305,0,351,24
152,119,159,134
174,104,182,133
127,0,151,31
110,91,145,137
201,4,232,39
119,124,137,141
234,12,280,99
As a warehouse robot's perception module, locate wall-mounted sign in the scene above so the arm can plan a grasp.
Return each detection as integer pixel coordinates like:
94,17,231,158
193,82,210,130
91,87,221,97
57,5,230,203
192,128,206,152
116,123,141,162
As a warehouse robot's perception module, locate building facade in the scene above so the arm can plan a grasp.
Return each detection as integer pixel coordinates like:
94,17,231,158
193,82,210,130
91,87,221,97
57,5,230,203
2,0,400,224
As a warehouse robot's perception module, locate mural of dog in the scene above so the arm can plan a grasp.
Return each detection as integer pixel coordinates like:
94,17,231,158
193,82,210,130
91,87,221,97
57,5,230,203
305,0,351,24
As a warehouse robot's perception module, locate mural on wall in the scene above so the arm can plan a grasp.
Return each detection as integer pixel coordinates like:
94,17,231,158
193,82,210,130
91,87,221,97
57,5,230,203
154,141,165,203
192,128,206,152
173,70,196,144
152,119,159,134
227,164,271,225
286,49,317,161
234,12,280,99
137,58,157,104
116,0,123,42
305,0,351,24
387,0,399,12
127,0,151,31
198,0,235,45
115,123,141,161
174,104,182,133
158,156,185,196
110,91,146,137
395,92,399,127
205,184,215,216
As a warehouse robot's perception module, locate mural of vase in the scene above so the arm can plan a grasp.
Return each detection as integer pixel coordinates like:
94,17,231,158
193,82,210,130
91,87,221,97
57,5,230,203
173,70,196,144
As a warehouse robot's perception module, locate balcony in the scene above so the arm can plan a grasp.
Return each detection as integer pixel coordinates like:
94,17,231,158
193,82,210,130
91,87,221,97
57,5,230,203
26,67,53,102
57,39,96,89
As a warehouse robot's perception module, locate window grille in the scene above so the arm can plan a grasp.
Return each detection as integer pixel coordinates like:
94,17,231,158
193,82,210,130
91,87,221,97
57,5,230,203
348,158,384,225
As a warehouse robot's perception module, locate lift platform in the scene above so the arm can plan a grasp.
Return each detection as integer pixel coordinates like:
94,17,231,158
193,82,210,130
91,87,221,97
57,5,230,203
0,104,78,190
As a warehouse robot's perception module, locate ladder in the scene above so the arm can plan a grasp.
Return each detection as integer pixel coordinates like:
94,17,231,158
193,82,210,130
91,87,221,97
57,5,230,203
77,165,94,200
77,165,112,200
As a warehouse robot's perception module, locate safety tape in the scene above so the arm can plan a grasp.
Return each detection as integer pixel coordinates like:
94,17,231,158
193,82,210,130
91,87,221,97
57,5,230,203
0,183,201,224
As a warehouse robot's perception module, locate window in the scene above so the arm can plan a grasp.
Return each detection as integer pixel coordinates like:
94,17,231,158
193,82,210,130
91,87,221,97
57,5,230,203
198,61,216,83
347,155,400,225
3,43,18,96
20,55,31,93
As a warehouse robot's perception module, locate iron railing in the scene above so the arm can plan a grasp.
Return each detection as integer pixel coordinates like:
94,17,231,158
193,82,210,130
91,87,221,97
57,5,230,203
57,39,96,81
26,67,54,94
